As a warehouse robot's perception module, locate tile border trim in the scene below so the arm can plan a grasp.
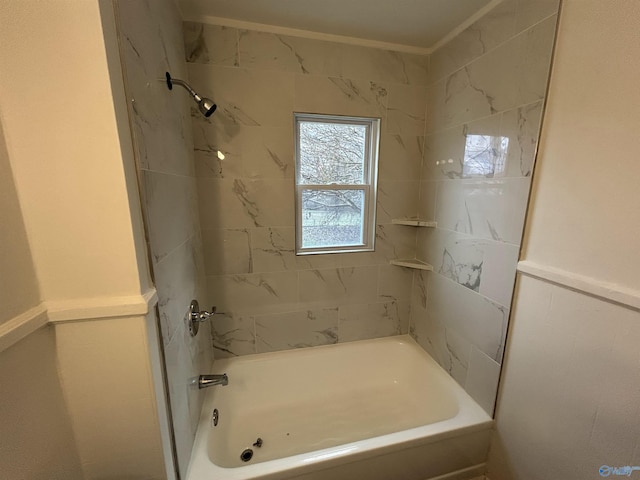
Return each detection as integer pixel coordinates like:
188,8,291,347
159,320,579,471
0,304,48,353
517,260,640,311
47,288,158,323
0,288,159,353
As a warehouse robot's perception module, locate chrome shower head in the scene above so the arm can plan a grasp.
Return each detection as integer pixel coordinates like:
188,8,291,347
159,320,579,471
165,72,217,117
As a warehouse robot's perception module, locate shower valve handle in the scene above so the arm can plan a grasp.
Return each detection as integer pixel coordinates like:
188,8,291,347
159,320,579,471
189,301,217,322
198,307,217,322
188,300,221,337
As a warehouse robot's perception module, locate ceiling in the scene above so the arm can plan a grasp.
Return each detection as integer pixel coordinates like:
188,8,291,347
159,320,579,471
179,0,495,51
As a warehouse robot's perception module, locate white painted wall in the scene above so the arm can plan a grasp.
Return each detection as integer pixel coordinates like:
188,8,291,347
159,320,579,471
0,0,148,304
521,0,640,291
0,97,83,480
488,1,640,478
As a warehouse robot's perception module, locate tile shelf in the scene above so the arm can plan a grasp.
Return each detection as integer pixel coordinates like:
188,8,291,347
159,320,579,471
390,259,434,271
391,218,437,227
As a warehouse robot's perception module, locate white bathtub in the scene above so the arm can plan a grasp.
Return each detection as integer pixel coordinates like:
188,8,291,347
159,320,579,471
186,336,493,480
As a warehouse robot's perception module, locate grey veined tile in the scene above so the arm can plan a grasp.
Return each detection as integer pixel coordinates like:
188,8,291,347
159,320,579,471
197,177,295,230
210,313,255,358
187,63,294,128
378,133,424,181
184,22,239,66
238,30,341,76
294,74,388,118
255,308,339,353
298,266,379,306
426,273,509,363
339,301,409,342
434,177,531,245
428,0,518,84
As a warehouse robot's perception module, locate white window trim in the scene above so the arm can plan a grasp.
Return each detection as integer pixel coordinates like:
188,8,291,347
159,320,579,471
294,113,380,255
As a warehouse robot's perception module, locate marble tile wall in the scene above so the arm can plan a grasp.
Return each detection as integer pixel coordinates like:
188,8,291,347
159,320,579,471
115,1,212,478
410,0,560,415
183,23,428,357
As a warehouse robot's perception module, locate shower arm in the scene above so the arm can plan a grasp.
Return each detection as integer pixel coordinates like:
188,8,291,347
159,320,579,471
165,73,202,102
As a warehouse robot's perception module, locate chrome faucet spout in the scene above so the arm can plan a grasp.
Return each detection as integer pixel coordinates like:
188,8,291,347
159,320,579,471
198,374,228,389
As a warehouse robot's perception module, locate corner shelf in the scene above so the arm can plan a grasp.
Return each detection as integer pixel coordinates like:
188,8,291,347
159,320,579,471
392,218,437,227
390,259,434,271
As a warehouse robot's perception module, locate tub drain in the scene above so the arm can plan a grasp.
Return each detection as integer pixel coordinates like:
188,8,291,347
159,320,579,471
240,449,253,462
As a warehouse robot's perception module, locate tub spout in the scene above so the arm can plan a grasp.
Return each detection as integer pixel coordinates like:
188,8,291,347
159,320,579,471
198,374,228,388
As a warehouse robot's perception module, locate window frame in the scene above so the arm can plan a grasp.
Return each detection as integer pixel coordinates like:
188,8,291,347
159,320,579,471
294,113,380,255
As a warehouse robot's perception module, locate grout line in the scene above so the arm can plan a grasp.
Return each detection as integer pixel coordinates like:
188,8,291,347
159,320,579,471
427,11,560,87
430,0,506,52
424,99,545,136
433,267,512,310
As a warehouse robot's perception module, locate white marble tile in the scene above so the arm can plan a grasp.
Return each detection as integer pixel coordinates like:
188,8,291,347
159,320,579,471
378,133,424,181
515,0,560,32
209,313,255,358
418,180,438,221
255,308,339,353
411,314,471,387
250,227,341,273
418,228,520,308
120,14,194,177
465,346,501,415
422,113,502,181
142,171,199,263
376,180,420,224
386,84,427,135
192,123,294,180
500,101,544,177
374,224,419,265
339,44,428,86
154,237,201,346
197,177,295,230
207,271,299,315
515,15,557,106
426,273,508,363
409,270,429,322
191,120,245,178
338,301,409,342
428,0,518,84
201,228,252,275
378,264,414,303
434,177,531,245
238,30,341,76
427,39,519,134
465,39,520,114
250,226,297,273
187,63,295,128
184,22,238,66
240,127,295,179
294,74,388,118
298,266,379,306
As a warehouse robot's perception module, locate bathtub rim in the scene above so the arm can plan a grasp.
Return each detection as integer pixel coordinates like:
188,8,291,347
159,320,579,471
186,335,493,480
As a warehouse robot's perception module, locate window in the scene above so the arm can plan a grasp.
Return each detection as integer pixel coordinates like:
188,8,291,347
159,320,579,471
294,113,380,255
